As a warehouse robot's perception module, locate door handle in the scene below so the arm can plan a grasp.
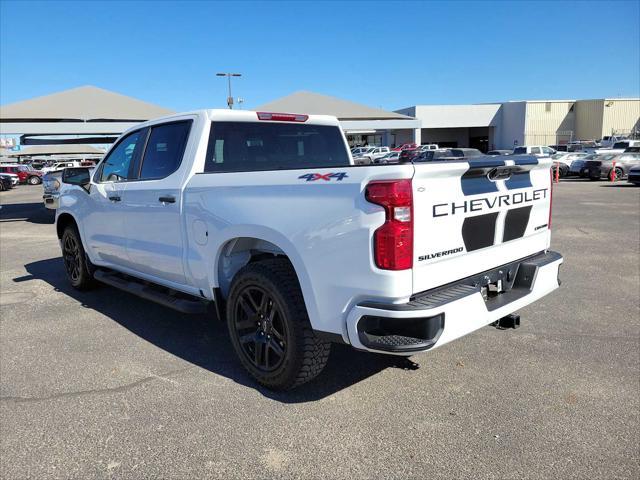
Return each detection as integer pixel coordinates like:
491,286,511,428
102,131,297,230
108,195,121,202
159,196,176,204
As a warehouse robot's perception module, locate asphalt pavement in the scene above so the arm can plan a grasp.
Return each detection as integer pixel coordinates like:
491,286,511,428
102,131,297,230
1,179,638,479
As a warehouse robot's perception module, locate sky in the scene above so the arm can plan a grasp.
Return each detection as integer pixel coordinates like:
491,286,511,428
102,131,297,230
1,0,639,113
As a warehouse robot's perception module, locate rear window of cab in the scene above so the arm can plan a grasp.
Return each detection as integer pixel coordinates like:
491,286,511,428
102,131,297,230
204,122,349,173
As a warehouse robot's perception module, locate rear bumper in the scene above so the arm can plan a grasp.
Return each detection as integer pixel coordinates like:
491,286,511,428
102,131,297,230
346,250,563,355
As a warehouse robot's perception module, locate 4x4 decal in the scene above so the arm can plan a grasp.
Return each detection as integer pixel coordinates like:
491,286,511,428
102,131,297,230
298,172,348,182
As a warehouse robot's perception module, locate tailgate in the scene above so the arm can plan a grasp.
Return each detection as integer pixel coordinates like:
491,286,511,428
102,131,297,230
412,156,552,293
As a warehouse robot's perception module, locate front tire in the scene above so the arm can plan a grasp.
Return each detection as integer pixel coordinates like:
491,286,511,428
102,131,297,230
559,165,569,178
61,225,96,290
226,258,330,390
28,175,42,185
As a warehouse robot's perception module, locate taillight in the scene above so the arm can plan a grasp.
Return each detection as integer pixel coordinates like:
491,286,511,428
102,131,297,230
257,112,308,122
549,168,554,229
365,179,413,270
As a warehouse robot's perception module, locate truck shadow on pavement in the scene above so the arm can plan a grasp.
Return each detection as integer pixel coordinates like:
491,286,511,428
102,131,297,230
0,202,55,224
16,258,413,403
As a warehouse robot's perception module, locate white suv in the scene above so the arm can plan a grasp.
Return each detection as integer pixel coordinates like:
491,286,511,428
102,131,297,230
513,146,556,157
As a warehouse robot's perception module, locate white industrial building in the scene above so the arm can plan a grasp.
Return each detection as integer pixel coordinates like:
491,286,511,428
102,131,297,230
397,98,640,151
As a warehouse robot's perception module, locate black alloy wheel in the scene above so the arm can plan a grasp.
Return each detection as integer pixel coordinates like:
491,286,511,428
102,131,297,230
61,225,96,290
63,233,81,283
226,258,331,390
233,286,288,372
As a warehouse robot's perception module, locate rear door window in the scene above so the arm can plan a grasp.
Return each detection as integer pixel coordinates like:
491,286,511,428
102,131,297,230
513,147,526,154
138,121,192,180
204,122,349,173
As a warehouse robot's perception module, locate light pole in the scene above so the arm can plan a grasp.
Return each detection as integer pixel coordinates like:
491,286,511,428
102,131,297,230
216,72,242,109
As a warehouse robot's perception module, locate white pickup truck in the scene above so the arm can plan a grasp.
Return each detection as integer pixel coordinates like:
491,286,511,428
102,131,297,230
56,109,563,389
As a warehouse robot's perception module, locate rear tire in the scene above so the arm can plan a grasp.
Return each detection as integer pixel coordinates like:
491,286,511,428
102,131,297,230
28,176,42,185
61,225,97,291
610,167,624,181
226,258,330,390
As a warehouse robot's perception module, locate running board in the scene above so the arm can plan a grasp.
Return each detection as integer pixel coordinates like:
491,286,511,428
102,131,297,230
93,270,210,314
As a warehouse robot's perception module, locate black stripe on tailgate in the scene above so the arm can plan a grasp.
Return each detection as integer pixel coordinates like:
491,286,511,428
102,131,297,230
462,212,499,251
502,205,532,242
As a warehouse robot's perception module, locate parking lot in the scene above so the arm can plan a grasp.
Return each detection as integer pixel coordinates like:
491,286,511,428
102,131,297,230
0,180,638,479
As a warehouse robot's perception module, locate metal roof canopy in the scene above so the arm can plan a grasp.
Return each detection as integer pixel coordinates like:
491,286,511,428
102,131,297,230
20,135,118,145
7,144,105,157
0,85,175,136
256,91,416,121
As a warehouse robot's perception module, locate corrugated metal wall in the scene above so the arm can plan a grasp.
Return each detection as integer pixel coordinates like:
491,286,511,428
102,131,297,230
601,99,640,138
524,101,575,145
575,100,604,140
496,102,525,148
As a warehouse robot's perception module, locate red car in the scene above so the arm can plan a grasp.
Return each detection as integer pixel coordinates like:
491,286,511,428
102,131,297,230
398,148,422,163
0,164,43,185
391,143,418,152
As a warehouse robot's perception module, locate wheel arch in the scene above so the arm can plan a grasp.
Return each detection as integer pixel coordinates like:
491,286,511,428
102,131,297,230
56,212,78,239
210,229,320,323
215,236,299,299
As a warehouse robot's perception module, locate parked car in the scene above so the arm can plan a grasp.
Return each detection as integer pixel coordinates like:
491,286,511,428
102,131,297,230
596,140,640,155
0,164,43,184
374,151,400,164
487,150,512,156
599,135,628,148
54,108,562,389
350,147,371,156
414,149,459,161
448,148,483,158
627,165,640,185
584,153,640,180
550,152,589,177
0,171,19,187
398,148,421,162
40,160,92,174
0,173,15,191
392,143,418,152
513,146,555,156
360,147,391,163
569,153,614,177
417,144,439,152
352,156,371,165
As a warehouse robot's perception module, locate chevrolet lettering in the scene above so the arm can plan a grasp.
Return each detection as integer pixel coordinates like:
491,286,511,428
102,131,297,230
433,188,549,217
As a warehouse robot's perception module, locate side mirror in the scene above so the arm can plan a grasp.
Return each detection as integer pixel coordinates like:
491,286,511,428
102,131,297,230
62,167,91,187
